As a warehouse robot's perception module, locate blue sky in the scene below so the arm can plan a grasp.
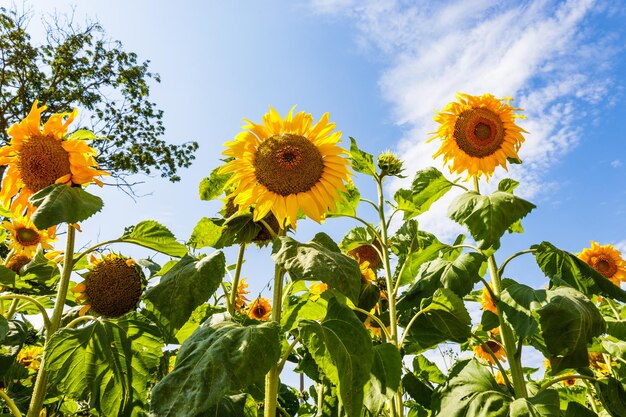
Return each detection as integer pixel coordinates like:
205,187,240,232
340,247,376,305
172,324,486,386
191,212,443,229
23,0,626,294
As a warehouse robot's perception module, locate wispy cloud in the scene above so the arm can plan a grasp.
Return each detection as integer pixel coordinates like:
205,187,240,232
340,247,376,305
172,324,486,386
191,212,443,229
311,0,622,240
611,160,623,168
615,240,626,254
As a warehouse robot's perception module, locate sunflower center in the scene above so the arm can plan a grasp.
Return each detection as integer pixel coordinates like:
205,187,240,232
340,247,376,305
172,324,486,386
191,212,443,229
454,108,505,157
594,257,617,278
486,341,501,352
253,304,267,317
17,135,72,193
16,228,41,247
85,258,143,318
254,134,324,196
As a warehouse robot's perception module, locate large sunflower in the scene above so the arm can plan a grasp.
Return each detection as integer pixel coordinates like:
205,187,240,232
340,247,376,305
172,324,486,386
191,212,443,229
0,101,109,214
220,107,351,228
579,241,626,286
3,216,56,255
430,93,527,179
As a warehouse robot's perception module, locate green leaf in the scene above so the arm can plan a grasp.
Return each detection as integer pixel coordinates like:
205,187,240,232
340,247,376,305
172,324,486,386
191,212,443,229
398,252,485,311
150,315,280,417
188,217,224,249
120,220,188,257
537,287,605,373
144,252,225,338
45,313,164,417
448,191,535,253
327,183,360,217
339,227,377,253
299,298,374,417
349,137,377,176
596,377,626,417
199,166,232,201
404,288,472,353
29,184,103,229
605,318,626,341
403,373,434,409
0,316,8,344
564,402,598,417
533,241,626,302
281,291,328,332
204,394,258,417
394,168,455,220
498,179,520,194
499,283,547,338
413,354,446,384
272,233,361,303
365,343,402,415
0,250,61,295
174,304,226,344
509,390,560,417
68,129,106,141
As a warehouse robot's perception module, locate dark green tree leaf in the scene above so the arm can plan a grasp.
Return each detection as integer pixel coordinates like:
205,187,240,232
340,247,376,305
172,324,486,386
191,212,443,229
29,184,103,229
365,343,402,415
349,137,377,177
394,167,455,220
45,313,164,417
150,315,280,417
272,233,361,303
537,287,605,373
499,283,547,338
144,252,225,338
532,241,626,302
299,298,374,417
188,217,224,249
199,166,231,201
448,191,535,253
120,220,188,257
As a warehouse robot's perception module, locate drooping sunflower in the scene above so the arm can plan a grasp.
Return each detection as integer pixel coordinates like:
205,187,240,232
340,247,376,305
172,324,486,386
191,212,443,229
0,101,109,214
247,297,272,320
473,339,507,364
347,242,383,270
72,253,143,317
579,241,626,286
430,93,527,179
3,216,56,255
220,107,351,229
480,283,498,315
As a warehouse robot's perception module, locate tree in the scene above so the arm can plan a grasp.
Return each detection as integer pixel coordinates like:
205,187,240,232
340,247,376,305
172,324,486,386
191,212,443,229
0,7,198,184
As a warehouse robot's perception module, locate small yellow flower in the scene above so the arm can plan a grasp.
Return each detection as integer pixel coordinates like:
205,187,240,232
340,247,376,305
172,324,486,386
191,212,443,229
234,278,250,312
247,297,272,320
359,261,377,284
3,216,56,255
480,283,498,315
495,371,506,386
309,282,329,301
561,373,577,387
17,345,43,370
579,241,626,286
473,340,507,364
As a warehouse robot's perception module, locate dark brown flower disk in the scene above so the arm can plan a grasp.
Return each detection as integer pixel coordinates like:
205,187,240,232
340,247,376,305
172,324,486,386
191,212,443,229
85,258,143,317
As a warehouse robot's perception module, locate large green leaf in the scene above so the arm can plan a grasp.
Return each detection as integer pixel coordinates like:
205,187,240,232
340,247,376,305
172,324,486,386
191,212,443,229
413,354,446,384
272,233,361,303
499,283,547,338
120,220,188,257
198,166,231,201
144,252,225,338
45,313,164,417
509,390,560,417
533,241,626,302
339,227,377,253
564,402,598,417
203,394,258,417
150,315,280,417
349,136,376,177
188,217,224,249
0,250,61,295
394,167,455,220
537,287,605,373
281,288,329,332
327,183,361,217
403,288,472,353
448,191,535,253
365,343,402,416
398,253,485,311
299,298,374,417
596,377,626,417
29,184,103,229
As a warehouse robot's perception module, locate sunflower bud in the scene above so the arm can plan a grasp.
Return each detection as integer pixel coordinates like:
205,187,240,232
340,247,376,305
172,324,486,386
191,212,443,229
377,150,404,177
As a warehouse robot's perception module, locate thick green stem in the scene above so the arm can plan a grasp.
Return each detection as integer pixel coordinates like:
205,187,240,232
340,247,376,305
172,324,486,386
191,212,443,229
228,244,247,316
315,379,325,417
27,225,76,417
537,374,598,394
0,389,22,417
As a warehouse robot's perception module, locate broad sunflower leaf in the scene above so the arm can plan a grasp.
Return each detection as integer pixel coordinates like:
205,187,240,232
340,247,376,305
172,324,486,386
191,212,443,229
605,318,626,341
150,314,280,417
144,252,225,339
0,250,61,295
595,377,626,417
365,343,402,416
564,402,599,417
339,226,377,253
349,136,377,177
44,313,164,417
403,372,434,409
281,290,328,332
29,184,103,229
327,182,360,217
498,178,520,194
188,217,223,249
448,191,535,253
204,394,258,417
199,166,231,201
299,298,374,417
119,220,188,257
403,288,472,353
398,252,485,311
532,241,626,302
272,233,361,303
508,390,560,417
413,354,446,384
537,287,605,373
394,167,455,220
499,283,547,338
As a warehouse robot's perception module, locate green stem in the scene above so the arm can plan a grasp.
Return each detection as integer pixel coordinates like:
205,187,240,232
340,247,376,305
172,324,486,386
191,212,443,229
264,230,285,417
65,315,98,329
498,249,535,277
537,374,598,394
351,306,390,342
0,389,22,417
27,224,76,417
315,379,325,417
228,244,247,316
5,299,19,319
0,295,51,331
277,336,301,373
471,334,514,394
606,299,622,321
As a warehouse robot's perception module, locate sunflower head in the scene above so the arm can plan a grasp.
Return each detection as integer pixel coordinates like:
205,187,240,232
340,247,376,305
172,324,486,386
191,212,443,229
579,241,626,286
72,253,143,318
0,101,109,214
473,339,507,364
480,284,498,315
347,242,383,270
247,297,272,320
561,374,577,387
377,150,404,177
6,253,32,274
3,216,56,255
220,107,352,229
17,345,44,371
430,93,527,179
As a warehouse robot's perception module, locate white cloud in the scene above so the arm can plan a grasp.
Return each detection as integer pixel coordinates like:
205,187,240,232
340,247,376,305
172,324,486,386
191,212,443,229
312,0,620,240
614,240,626,254
611,160,623,168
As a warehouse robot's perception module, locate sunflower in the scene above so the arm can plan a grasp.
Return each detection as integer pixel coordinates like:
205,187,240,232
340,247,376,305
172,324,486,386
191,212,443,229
3,216,56,255
6,253,32,273
480,283,498,315
17,345,44,371
72,253,143,317
347,242,382,270
0,101,109,214
247,297,272,320
430,93,527,179
473,340,507,364
359,261,377,284
309,282,329,301
561,374,577,387
220,107,351,229
579,241,626,286
234,278,250,312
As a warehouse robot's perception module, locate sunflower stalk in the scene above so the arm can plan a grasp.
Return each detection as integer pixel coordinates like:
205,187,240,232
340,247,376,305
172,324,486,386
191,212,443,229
228,243,246,316
27,224,76,417
0,389,22,417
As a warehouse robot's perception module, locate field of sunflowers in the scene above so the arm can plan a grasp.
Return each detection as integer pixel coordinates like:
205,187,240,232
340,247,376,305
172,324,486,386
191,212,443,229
0,92,624,417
